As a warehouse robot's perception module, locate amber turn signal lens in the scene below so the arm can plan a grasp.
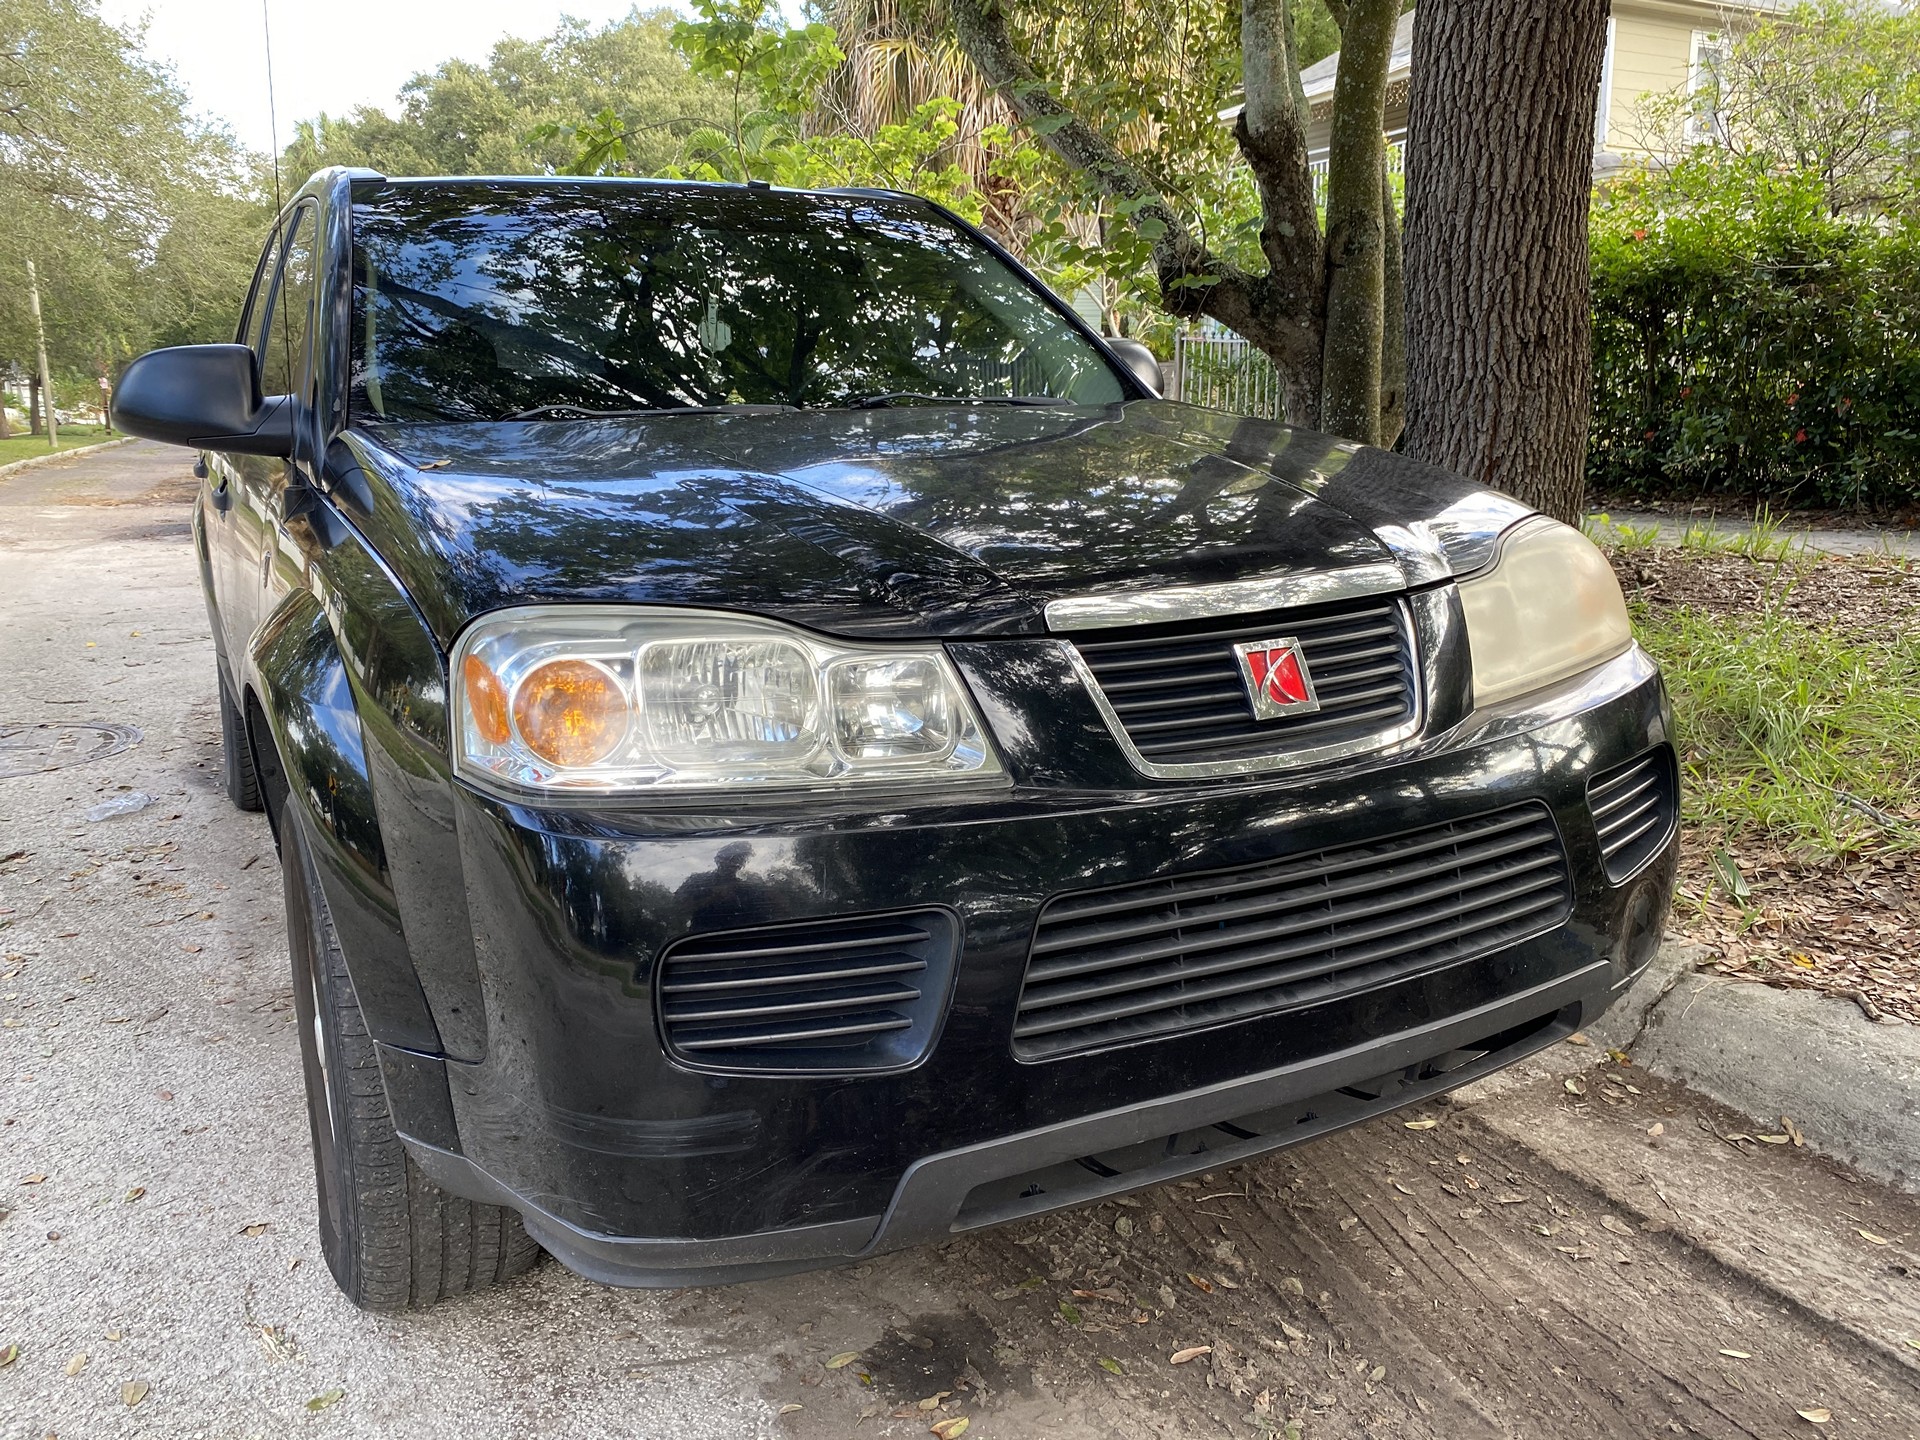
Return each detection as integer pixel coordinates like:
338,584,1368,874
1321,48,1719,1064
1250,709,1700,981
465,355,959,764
511,659,627,767
463,655,512,745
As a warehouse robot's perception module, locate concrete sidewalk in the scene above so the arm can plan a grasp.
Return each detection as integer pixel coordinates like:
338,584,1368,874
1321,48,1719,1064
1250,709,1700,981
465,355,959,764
1593,508,1920,560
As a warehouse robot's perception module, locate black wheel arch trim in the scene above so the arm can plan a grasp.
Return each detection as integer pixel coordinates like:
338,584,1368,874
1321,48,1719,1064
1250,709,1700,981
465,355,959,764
249,590,442,1059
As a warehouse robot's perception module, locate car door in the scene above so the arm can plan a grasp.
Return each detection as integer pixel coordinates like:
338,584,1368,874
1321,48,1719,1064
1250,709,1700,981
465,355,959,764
223,202,319,671
206,224,282,675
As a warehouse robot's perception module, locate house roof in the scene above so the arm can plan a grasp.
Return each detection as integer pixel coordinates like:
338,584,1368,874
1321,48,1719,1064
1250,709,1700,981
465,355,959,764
1299,10,1417,103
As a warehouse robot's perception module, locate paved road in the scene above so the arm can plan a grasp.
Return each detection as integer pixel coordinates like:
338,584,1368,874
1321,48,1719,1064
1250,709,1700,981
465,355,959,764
4,443,1918,1440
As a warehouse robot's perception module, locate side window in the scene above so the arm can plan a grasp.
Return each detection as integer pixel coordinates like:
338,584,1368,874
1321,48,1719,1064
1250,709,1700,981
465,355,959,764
239,229,282,357
260,206,318,399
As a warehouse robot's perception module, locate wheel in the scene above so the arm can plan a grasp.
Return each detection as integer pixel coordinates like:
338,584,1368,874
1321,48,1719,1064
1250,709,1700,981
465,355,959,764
218,674,263,812
283,818,542,1309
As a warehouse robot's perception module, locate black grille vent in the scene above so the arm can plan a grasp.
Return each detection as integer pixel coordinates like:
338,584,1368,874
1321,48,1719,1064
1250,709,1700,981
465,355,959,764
1589,748,1678,882
1072,595,1419,767
1014,805,1571,1060
658,910,957,1072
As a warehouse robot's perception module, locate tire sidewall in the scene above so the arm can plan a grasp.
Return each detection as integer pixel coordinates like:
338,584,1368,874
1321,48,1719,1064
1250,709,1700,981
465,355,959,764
283,817,356,1288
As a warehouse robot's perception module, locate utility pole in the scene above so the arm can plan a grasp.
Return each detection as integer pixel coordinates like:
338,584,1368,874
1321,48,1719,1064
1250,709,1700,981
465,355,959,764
26,258,57,449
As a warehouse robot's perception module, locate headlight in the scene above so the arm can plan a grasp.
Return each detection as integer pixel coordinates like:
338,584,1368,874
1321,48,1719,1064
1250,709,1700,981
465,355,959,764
1457,517,1633,707
452,607,1005,795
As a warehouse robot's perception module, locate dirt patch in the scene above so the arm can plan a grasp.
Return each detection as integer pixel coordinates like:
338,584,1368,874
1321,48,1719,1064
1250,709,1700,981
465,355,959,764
855,1310,1034,1409
779,1106,1920,1438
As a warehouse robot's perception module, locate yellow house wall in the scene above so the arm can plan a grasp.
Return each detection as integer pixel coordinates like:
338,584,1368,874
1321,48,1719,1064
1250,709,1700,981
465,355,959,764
1604,5,1715,151
1297,1,1768,160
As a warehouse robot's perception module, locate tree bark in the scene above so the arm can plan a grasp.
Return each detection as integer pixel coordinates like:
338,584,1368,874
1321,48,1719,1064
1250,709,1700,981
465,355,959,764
28,258,57,448
1319,0,1398,445
1401,0,1608,522
1379,156,1406,447
1235,0,1326,424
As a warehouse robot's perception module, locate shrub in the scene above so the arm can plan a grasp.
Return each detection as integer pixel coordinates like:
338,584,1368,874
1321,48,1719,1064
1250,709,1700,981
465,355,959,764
1589,162,1920,509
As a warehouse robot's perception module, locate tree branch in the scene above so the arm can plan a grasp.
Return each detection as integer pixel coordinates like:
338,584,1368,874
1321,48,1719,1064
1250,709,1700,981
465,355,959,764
951,0,1307,353
1233,0,1327,401
1320,0,1398,443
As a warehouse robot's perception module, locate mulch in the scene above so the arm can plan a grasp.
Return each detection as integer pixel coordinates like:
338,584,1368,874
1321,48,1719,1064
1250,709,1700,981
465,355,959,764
1610,547,1920,1026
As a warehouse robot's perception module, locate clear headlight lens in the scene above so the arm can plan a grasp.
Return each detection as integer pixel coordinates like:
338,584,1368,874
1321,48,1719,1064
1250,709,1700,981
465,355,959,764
1457,517,1634,708
452,607,1004,795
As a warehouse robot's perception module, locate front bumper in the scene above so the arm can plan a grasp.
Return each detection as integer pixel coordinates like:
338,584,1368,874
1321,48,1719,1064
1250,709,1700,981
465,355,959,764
384,644,1676,1287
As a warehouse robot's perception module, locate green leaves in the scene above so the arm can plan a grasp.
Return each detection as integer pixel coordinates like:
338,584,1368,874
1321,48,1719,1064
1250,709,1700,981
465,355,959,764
670,0,844,181
1590,159,1920,509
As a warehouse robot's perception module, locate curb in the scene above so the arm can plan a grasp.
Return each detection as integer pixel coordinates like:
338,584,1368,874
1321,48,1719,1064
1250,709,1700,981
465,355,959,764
1593,941,1919,1193
0,435,138,479
1632,967,1920,1193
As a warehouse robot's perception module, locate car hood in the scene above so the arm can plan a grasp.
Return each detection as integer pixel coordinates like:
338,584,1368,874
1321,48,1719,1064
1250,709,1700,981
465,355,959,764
333,400,1531,647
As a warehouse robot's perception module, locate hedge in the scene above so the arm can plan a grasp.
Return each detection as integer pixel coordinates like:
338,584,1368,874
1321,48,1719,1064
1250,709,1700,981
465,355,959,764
1589,166,1920,509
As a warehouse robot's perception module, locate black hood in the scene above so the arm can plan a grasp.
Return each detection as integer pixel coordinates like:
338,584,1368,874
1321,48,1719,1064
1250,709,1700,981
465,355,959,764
333,399,1530,647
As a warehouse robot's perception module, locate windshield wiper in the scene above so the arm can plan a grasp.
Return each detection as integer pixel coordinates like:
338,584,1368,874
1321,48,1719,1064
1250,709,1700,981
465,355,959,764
499,402,799,421
848,393,1064,410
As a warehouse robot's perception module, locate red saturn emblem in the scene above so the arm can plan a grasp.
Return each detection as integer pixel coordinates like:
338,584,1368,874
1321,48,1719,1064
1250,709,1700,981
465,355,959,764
1233,637,1322,720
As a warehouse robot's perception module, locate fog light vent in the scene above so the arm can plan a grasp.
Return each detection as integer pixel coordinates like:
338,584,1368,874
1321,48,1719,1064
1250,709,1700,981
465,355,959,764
656,909,957,1073
1588,747,1679,883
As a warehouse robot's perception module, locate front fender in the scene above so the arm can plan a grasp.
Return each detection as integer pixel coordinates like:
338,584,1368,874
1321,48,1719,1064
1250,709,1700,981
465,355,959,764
252,590,441,1056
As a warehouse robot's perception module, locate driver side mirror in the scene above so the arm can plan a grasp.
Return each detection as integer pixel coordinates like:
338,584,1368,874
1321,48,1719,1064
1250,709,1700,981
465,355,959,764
1105,337,1163,398
111,344,295,457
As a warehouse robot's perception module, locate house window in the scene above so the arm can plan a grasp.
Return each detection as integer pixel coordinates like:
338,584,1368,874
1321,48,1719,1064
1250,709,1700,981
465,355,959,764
1689,29,1730,141
1596,17,1617,148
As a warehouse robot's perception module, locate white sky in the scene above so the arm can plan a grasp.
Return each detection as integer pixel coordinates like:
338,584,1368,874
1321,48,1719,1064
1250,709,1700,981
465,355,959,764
96,0,698,156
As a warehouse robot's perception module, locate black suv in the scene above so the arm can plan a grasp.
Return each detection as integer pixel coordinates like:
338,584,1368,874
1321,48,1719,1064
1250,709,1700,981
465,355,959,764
112,169,1678,1309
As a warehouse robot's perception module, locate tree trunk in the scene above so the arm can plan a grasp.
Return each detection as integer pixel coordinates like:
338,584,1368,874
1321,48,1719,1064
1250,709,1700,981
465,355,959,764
1319,0,1399,445
29,374,42,437
28,258,58,448
1400,0,1608,522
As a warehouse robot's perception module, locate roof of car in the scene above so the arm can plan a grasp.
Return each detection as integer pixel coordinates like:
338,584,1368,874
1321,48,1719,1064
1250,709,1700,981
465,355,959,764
330,170,918,206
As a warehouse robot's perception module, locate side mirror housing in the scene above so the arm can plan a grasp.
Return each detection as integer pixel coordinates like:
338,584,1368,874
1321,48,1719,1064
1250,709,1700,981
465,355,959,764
111,344,295,457
1105,337,1163,398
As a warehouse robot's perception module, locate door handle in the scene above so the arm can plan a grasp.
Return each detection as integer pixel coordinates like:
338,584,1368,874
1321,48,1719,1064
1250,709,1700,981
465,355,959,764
209,478,232,512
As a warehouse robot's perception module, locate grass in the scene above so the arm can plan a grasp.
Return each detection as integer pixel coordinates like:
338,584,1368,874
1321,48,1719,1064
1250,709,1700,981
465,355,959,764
1632,594,1920,858
1584,512,1662,550
1586,504,1806,562
0,424,113,468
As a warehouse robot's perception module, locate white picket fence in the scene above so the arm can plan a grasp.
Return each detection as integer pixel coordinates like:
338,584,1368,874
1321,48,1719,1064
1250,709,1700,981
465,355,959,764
1169,330,1286,419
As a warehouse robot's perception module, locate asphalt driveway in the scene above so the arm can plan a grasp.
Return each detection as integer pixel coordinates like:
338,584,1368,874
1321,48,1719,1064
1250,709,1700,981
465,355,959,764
3,443,1917,1440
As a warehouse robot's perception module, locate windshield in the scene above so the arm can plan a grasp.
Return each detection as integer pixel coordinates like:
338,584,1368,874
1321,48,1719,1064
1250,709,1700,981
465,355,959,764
349,183,1128,422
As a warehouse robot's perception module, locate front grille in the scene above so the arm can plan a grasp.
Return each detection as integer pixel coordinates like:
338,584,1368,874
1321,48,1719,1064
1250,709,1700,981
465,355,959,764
1072,594,1419,768
657,909,957,1072
1013,804,1572,1060
1589,748,1678,882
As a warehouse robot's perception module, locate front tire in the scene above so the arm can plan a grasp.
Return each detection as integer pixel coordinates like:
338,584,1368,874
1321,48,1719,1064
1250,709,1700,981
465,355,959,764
283,819,541,1309
218,674,263,813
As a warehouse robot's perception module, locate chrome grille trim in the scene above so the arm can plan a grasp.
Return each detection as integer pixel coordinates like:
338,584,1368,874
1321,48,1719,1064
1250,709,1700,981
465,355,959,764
1043,561,1409,633
1065,597,1424,780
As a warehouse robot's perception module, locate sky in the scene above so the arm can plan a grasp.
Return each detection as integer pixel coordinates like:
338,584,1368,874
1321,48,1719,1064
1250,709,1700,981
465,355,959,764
96,0,686,156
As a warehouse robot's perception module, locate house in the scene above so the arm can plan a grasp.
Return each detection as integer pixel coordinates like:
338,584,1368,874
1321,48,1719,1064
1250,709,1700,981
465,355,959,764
1223,1,1783,188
